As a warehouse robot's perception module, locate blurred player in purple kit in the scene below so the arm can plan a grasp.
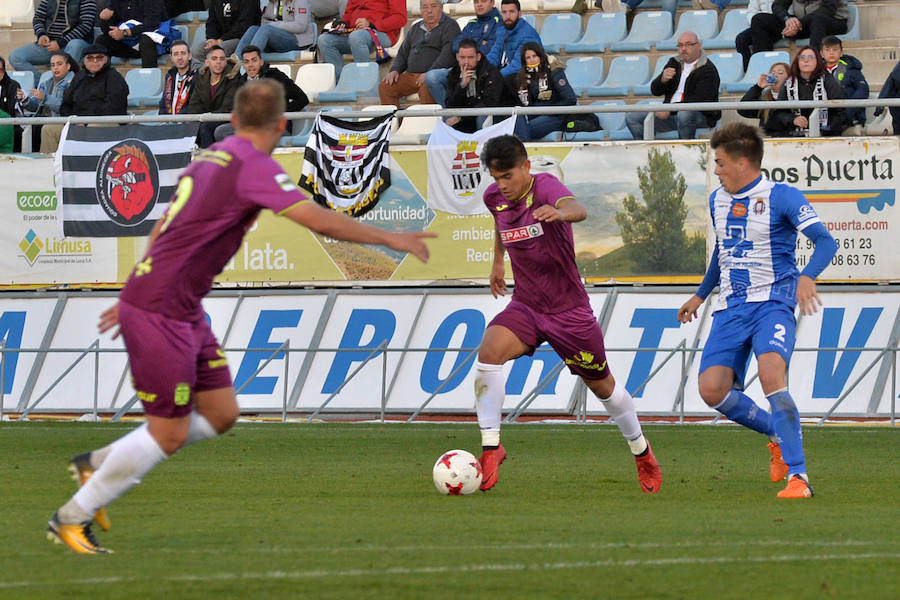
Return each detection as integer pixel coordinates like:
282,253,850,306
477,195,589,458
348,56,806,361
47,78,435,554
475,135,661,493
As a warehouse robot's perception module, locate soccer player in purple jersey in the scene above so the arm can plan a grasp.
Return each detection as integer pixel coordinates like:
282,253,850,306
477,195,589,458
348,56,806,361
475,135,662,493
46,79,435,554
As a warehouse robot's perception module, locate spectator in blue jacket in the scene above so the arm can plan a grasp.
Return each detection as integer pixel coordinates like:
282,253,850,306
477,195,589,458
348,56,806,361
16,51,77,152
486,0,541,80
821,35,868,135
512,42,576,141
425,0,501,106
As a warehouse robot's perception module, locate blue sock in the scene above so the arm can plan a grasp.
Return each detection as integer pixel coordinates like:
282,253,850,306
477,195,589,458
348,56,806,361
713,389,774,436
768,390,806,476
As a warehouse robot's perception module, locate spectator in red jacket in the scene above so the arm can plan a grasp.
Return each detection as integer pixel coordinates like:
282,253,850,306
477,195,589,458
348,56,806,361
317,0,407,80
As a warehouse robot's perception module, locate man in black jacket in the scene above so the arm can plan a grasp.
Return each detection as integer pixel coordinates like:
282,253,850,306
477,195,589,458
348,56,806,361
214,45,309,140
444,38,503,133
95,0,168,68
749,0,848,55
159,40,197,115
42,43,129,152
192,0,261,60
625,31,720,140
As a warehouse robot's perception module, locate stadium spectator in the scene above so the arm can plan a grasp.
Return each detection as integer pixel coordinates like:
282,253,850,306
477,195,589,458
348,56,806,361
444,38,503,133
0,56,21,153
16,52,78,152
215,45,310,140
766,45,843,137
737,61,789,134
511,42,576,141
378,0,459,106
425,0,502,107
235,0,315,59
8,0,97,81
736,0,775,71
40,44,129,153
165,0,205,20
875,59,900,136
95,0,173,69
485,0,541,81
749,0,848,54
678,122,837,500
317,0,407,81
821,35,868,136
596,0,676,22
474,134,662,494
192,0,261,60
159,40,197,116
185,46,242,148
46,78,433,556
626,31,720,140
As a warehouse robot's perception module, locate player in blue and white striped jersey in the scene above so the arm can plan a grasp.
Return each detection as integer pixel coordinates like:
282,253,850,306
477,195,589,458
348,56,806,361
678,123,837,499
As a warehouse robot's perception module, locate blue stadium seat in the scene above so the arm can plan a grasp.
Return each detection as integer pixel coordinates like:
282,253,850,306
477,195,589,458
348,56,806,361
565,100,632,141
566,13,627,53
175,10,208,23
39,70,53,86
586,54,649,97
279,119,315,148
725,50,789,92
125,68,163,107
564,56,605,97
521,14,537,29
609,11,672,52
708,52,744,89
632,54,674,96
656,10,720,51
318,62,380,102
8,70,34,92
540,13,582,54
704,8,750,50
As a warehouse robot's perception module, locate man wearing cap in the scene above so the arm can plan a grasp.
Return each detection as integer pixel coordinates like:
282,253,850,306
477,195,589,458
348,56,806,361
41,43,129,153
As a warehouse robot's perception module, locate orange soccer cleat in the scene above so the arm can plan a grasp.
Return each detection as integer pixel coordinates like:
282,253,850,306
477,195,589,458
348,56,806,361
635,442,662,494
777,474,814,499
478,445,506,491
767,441,789,482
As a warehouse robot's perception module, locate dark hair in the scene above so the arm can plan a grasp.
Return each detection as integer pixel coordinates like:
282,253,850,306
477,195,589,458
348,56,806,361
50,51,79,73
234,79,286,129
457,37,478,52
0,56,5,70
789,45,826,81
516,41,549,93
500,0,521,9
241,45,262,59
206,44,225,55
710,123,764,169
821,35,842,49
480,134,528,171
170,39,190,52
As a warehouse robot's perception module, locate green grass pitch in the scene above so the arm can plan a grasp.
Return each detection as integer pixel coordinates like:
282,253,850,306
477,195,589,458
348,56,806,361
1,422,897,599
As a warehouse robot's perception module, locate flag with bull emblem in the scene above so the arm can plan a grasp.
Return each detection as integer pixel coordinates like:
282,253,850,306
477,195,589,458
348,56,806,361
54,122,199,237
425,117,516,215
299,112,392,217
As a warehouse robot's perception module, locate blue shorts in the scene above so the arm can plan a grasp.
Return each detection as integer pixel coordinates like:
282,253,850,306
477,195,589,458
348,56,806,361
699,301,796,389
119,301,233,418
489,299,611,380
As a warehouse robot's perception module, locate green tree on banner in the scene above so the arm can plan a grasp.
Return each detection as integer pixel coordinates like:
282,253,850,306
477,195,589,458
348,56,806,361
615,147,705,274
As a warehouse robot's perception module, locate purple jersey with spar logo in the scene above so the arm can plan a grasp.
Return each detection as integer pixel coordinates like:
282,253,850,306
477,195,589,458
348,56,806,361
120,136,310,321
483,173,589,314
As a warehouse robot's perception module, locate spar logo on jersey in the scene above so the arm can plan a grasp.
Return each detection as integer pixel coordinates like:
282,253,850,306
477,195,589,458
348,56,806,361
753,198,767,215
500,223,543,243
95,139,160,227
797,203,818,223
451,140,481,198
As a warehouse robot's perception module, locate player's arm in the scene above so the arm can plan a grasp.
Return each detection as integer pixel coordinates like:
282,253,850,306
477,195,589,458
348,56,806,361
490,226,506,298
678,246,720,324
532,196,586,223
282,201,435,262
796,221,837,316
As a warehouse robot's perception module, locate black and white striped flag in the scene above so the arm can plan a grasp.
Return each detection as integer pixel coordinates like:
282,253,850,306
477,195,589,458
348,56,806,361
54,122,198,237
299,112,392,217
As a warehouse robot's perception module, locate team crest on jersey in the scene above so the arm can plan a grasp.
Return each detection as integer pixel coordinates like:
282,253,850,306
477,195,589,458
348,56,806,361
752,198,767,215
95,139,160,226
500,223,543,243
731,202,748,217
329,134,370,196
451,141,482,198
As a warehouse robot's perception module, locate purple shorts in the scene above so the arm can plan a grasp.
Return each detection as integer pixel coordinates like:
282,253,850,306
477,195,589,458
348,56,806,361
118,301,233,418
489,299,611,380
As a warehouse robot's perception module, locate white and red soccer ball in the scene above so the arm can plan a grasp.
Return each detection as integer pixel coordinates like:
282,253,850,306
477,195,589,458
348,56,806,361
432,449,482,495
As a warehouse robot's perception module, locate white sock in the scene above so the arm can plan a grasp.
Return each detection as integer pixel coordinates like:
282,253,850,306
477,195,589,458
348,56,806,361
69,424,168,519
598,383,647,455
474,361,504,447
184,411,218,447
